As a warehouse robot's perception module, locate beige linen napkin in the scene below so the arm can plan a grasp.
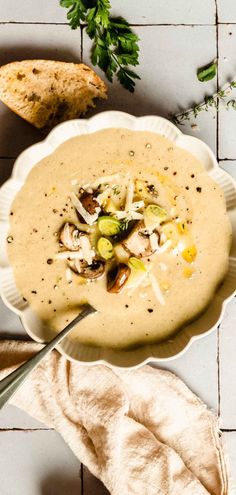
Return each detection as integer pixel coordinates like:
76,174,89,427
0,340,232,495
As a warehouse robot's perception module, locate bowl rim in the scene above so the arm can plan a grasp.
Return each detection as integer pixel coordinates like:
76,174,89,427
0,110,236,369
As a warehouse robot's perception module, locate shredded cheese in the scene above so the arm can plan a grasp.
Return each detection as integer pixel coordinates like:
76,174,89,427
74,259,82,273
66,267,73,282
149,273,165,305
80,235,94,265
127,272,148,294
158,239,172,254
131,200,145,210
92,173,120,189
115,210,143,220
55,250,84,260
96,189,111,206
160,232,167,244
71,192,98,225
125,180,134,211
64,222,79,249
149,233,159,252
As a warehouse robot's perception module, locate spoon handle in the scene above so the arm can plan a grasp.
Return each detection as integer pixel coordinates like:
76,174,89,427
0,303,96,409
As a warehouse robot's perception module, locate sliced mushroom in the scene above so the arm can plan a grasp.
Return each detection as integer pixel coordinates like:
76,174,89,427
107,263,131,293
122,221,158,258
60,222,80,251
68,259,105,280
79,191,100,215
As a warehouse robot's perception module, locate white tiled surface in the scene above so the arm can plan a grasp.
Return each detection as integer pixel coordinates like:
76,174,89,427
110,0,216,24
221,160,236,181
156,331,218,410
83,25,217,153
0,431,81,495
0,0,67,23
0,1,236,494
218,24,236,159
219,298,236,429
0,0,216,25
218,0,236,23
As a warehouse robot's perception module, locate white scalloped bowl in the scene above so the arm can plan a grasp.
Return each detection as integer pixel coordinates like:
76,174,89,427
1,111,236,368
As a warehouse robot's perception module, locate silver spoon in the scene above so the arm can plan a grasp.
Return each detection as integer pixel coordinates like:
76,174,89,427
0,303,96,410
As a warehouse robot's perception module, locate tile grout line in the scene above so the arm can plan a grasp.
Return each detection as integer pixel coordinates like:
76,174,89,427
0,427,54,432
0,21,235,27
221,429,236,433
215,0,220,163
215,0,221,421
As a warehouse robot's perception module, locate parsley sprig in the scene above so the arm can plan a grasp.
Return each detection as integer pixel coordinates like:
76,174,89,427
60,0,140,92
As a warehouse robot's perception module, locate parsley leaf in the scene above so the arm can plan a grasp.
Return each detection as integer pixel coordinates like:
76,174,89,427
60,0,140,92
197,60,217,82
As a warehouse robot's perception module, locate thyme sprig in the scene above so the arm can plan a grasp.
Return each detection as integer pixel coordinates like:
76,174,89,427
172,80,236,126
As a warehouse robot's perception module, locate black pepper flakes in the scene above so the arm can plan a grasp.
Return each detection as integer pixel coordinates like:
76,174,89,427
196,187,202,193
147,308,153,313
10,211,14,216
47,258,53,265
125,304,129,308
31,290,37,294
173,171,177,176
48,300,52,304
185,186,189,190
22,297,27,302
191,174,195,178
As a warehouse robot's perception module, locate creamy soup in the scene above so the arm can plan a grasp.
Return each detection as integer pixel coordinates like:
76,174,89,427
7,129,231,349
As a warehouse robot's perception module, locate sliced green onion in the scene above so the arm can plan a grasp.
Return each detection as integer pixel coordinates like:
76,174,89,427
144,204,168,228
98,216,121,236
97,237,114,260
128,257,147,272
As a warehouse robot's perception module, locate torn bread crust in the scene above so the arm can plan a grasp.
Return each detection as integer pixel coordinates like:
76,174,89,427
0,60,107,131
